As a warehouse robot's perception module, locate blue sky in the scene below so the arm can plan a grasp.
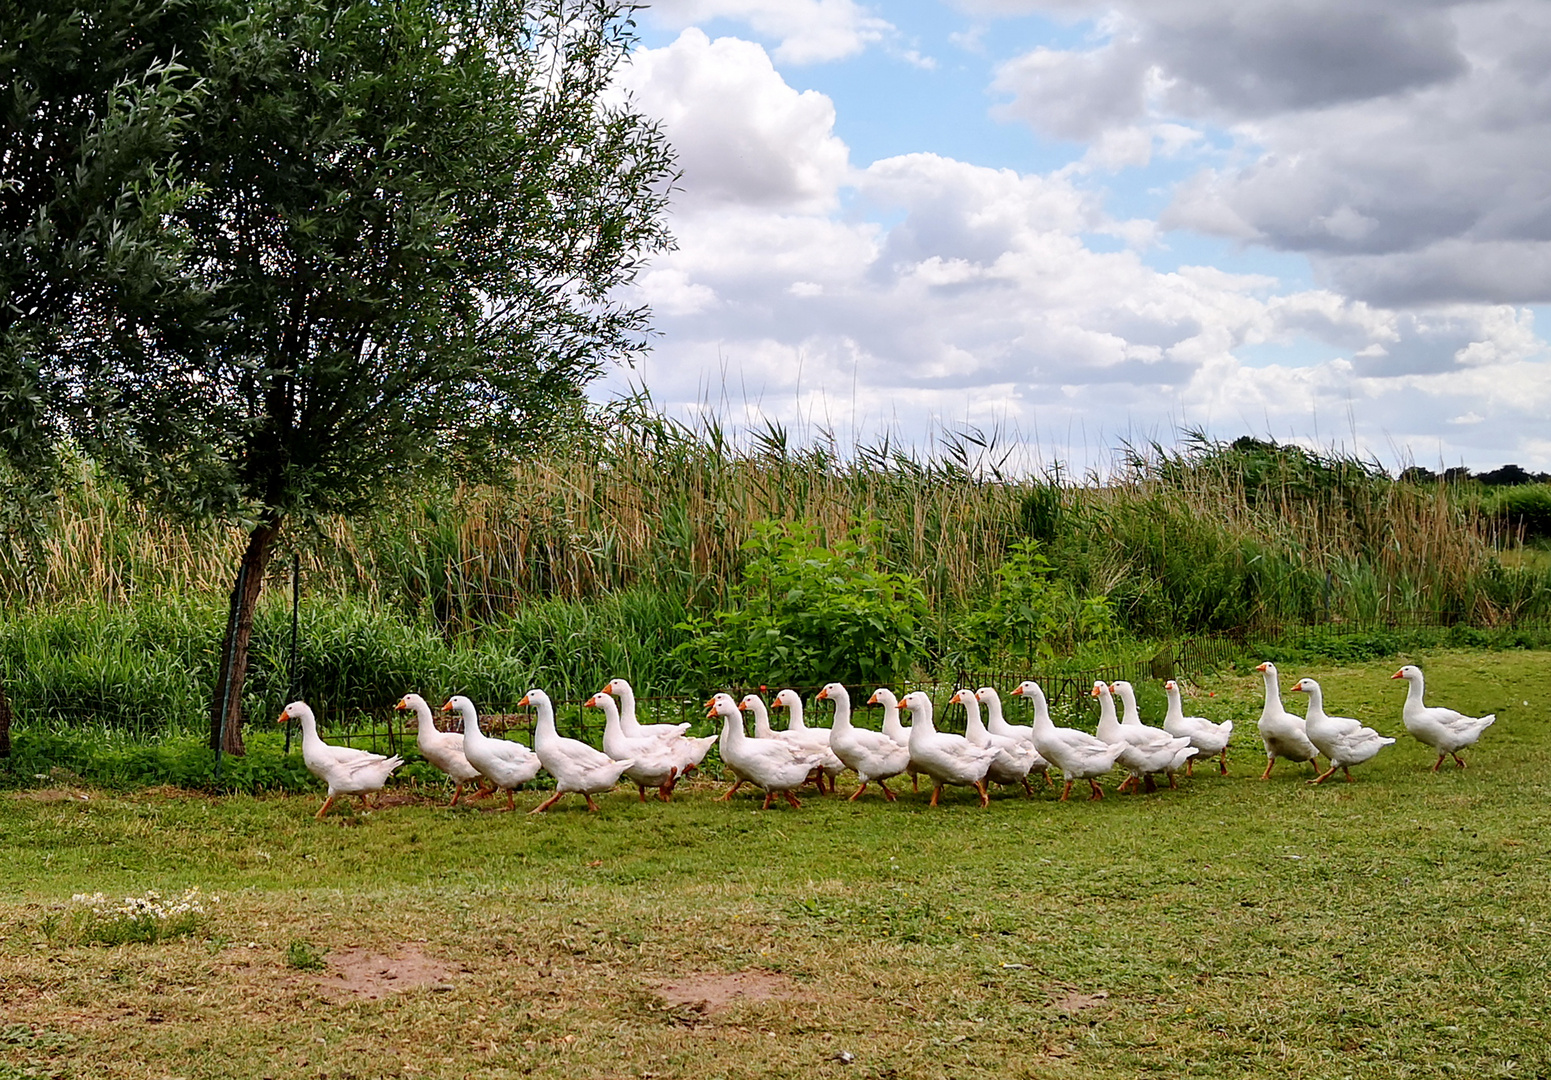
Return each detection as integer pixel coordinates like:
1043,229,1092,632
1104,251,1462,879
600,0,1551,473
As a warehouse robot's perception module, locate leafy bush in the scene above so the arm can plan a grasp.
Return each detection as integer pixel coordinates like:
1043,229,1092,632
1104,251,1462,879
1484,484,1551,540
952,540,1117,665
673,520,928,688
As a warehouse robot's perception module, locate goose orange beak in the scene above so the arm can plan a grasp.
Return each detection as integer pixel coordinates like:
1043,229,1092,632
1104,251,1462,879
816,687,830,701
517,694,531,708
1391,670,1404,679
866,690,880,705
275,710,289,724
584,694,599,708
1256,662,1269,672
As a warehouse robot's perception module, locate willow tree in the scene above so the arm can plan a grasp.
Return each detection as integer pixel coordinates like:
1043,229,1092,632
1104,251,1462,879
1,0,206,516
63,0,675,753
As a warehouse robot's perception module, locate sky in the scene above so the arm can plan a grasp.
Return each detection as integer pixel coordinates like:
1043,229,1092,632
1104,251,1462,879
595,0,1551,474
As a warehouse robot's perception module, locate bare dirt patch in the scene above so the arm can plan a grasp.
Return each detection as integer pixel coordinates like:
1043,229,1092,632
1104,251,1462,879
649,970,804,1017
314,945,460,1002
1049,988,1109,1014
9,787,90,803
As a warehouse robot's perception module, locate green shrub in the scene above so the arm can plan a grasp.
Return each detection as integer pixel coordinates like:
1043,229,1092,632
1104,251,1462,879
673,520,928,688
1485,484,1551,539
952,540,1117,665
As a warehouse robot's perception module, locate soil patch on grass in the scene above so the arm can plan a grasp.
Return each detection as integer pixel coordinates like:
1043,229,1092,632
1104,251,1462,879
8,787,91,803
649,969,803,1016
1050,988,1109,1014
315,945,459,1001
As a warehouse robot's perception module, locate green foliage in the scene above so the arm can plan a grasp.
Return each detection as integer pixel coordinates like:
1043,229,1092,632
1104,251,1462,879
953,540,1117,665
674,520,928,688
1484,484,1551,540
60,0,676,522
284,939,327,971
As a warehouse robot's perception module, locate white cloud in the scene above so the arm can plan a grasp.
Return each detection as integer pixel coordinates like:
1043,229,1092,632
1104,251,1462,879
606,18,1551,470
990,1,1551,306
619,30,851,213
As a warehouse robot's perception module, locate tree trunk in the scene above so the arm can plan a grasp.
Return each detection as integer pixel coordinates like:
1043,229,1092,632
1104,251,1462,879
0,678,11,758
209,515,283,755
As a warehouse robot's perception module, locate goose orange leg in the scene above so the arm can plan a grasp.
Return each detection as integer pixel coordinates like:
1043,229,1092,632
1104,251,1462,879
878,779,897,802
1218,749,1229,775
849,782,869,802
1452,752,1467,768
530,791,566,814
1309,764,1339,785
503,788,516,812
1021,777,1037,798
1260,756,1276,780
784,791,802,808
315,795,337,820
929,784,943,807
717,779,745,802
761,791,776,810
584,794,601,812
1088,778,1104,800
1059,779,1074,801
975,781,989,808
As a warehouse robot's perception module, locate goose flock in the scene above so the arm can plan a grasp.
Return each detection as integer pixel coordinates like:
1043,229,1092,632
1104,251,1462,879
278,664,1497,818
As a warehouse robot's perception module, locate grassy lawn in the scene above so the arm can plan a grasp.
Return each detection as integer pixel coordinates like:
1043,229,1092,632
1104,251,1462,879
3,649,1550,1079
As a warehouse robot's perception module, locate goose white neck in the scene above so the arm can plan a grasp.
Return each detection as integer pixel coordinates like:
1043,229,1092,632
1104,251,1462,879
825,688,853,731
747,698,774,738
961,694,988,738
980,689,1005,725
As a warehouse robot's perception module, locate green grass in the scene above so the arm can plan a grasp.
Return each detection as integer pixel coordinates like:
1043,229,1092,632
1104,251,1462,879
1,649,1548,1079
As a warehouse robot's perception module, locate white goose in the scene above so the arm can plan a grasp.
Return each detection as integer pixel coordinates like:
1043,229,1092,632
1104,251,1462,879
872,687,923,791
524,688,634,813
1111,680,1195,789
742,692,842,793
1162,680,1233,776
1093,682,1195,793
1011,681,1125,801
588,691,682,802
1392,664,1496,770
772,688,846,792
817,683,911,802
977,686,1052,787
278,701,402,819
443,695,542,810
600,678,691,742
1254,662,1320,779
952,688,1041,797
396,692,488,805
707,692,828,809
900,691,1000,808
1290,677,1394,784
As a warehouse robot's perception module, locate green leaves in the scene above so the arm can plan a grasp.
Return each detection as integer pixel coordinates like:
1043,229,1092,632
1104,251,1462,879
953,539,1118,666
674,520,929,689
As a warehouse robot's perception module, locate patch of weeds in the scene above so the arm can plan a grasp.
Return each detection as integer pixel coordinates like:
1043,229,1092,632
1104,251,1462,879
285,939,328,972
47,887,213,946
